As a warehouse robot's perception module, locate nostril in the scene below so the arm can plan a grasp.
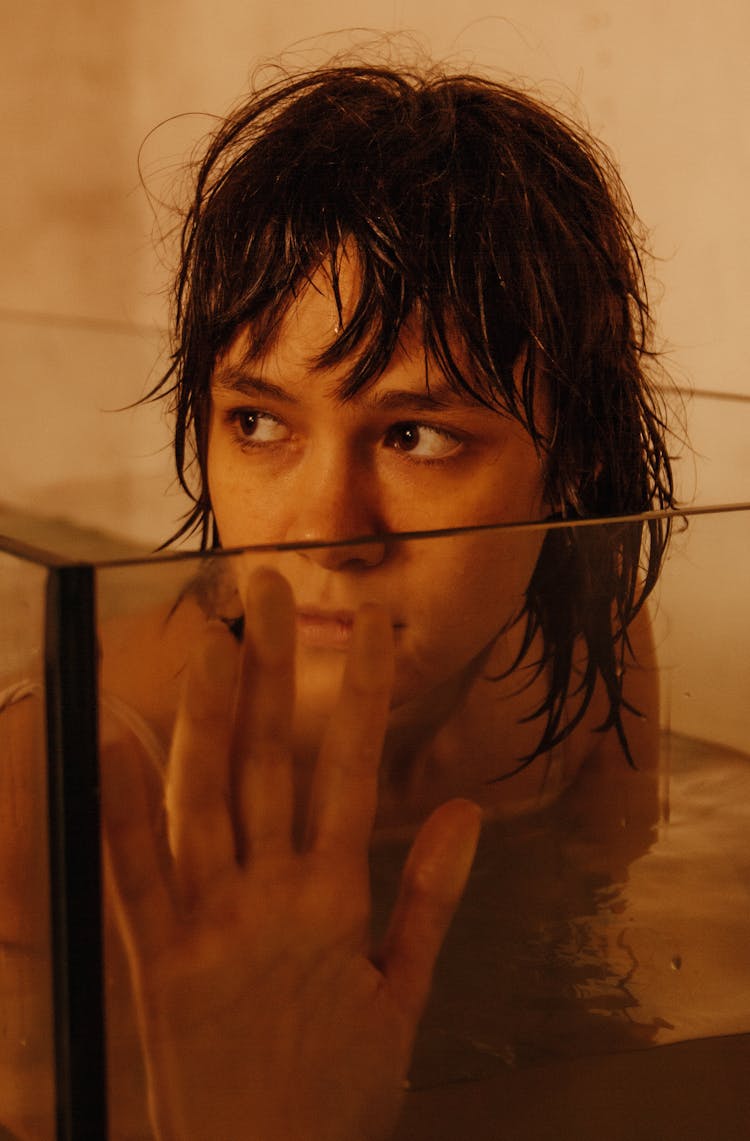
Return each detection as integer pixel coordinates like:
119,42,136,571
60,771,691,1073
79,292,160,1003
299,536,388,571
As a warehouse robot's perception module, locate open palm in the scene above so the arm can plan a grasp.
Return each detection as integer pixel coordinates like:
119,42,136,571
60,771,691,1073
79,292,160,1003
103,568,480,1141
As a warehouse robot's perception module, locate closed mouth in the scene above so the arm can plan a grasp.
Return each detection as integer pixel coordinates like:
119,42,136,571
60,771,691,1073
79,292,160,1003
296,608,356,649
295,607,404,649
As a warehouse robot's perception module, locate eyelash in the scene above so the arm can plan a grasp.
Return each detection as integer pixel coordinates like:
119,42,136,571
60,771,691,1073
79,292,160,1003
228,409,285,443
381,422,463,462
225,409,464,462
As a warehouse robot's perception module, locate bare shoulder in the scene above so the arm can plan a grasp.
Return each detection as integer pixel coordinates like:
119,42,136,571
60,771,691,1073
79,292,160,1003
557,602,661,871
99,592,207,747
417,600,662,825
565,597,660,774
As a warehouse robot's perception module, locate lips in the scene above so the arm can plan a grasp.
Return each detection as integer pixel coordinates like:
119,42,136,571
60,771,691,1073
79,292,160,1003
295,606,403,649
296,608,356,649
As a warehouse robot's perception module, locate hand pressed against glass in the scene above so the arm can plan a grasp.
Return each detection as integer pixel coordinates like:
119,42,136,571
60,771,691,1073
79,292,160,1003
103,569,481,1141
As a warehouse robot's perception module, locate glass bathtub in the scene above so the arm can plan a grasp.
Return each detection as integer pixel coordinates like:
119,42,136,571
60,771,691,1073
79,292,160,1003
1,500,749,1140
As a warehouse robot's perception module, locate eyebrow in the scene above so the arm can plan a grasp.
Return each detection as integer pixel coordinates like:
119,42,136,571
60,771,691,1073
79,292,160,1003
365,384,463,412
212,366,474,414
211,368,299,404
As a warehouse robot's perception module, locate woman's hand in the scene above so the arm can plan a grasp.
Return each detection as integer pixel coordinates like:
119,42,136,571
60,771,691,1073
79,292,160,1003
102,568,481,1141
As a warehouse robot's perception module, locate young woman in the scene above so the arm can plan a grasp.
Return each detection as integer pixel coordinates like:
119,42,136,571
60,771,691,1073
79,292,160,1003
1,61,674,1140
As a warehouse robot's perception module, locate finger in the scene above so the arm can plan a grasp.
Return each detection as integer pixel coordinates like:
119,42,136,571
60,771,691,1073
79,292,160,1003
167,621,240,900
307,604,394,856
100,733,174,955
379,799,481,1026
234,568,296,859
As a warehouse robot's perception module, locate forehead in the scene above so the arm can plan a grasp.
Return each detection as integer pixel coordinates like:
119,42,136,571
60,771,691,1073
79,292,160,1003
213,336,481,421
277,261,356,360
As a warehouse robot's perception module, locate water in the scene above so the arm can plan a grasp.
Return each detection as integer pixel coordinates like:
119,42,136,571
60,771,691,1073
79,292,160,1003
2,519,750,1138
1,712,749,1139
372,733,750,1094
96,727,750,1139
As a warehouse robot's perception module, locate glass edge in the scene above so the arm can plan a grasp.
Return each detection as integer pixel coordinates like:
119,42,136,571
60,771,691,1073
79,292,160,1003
1,498,748,573
0,532,81,569
72,498,750,572
45,564,108,1136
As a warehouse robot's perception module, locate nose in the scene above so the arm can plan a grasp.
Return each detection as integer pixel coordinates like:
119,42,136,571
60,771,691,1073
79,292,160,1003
302,533,386,571
289,447,387,571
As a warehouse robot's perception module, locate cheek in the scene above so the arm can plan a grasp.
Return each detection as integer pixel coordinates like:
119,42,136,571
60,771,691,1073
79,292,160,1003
505,441,549,520
206,429,230,529
207,438,265,547
389,530,545,700
462,439,549,529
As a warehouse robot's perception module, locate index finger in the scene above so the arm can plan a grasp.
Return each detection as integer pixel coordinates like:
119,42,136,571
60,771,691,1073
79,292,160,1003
306,603,394,856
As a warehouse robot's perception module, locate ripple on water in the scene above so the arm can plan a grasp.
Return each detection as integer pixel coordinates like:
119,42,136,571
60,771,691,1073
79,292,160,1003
370,732,750,1088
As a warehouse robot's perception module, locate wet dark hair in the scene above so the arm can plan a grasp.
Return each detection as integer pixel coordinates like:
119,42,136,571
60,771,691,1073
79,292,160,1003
154,62,675,767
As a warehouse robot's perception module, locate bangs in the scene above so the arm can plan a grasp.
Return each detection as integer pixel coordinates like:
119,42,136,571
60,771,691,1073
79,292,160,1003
233,237,532,421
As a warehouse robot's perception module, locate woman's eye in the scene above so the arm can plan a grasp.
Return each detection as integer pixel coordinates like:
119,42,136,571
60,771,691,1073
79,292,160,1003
383,422,460,459
230,410,289,444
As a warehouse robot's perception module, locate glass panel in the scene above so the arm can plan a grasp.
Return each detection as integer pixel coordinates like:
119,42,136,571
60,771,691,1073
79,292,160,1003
0,550,55,1141
94,507,750,1139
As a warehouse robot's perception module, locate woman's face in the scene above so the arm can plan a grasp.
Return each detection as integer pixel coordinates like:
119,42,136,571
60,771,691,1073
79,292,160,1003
207,264,550,713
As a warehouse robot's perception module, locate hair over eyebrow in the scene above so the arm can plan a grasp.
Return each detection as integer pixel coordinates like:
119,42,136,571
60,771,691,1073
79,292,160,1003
212,353,510,416
211,301,524,417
